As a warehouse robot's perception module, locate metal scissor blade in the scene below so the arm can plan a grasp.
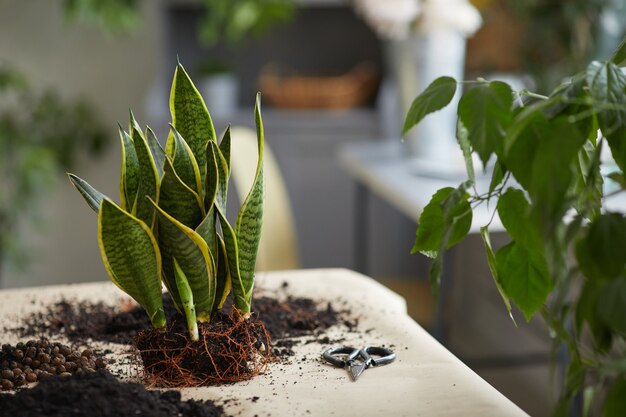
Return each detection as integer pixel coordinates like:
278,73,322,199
349,362,366,381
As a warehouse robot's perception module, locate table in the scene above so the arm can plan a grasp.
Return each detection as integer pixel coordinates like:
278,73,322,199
0,269,528,416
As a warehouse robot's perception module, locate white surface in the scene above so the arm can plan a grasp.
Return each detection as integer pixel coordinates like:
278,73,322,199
339,140,504,232
0,268,527,416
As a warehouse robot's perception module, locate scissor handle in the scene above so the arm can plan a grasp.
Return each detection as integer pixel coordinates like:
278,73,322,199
360,346,396,366
322,346,360,368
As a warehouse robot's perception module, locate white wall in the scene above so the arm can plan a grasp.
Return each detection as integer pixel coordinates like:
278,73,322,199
0,0,167,287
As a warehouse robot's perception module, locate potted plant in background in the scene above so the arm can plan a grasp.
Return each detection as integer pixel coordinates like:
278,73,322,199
69,62,267,386
404,37,626,416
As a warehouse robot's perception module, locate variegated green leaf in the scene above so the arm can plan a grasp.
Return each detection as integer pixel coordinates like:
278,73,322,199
159,157,204,229
170,62,216,188
219,126,231,173
150,198,215,319
67,173,104,213
98,198,165,328
196,206,218,268
214,236,231,311
217,207,244,310
146,127,166,178
211,140,230,213
119,127,139,212
131,124,159,227
232,93,265,314
173,257,199,341
166,125,203,196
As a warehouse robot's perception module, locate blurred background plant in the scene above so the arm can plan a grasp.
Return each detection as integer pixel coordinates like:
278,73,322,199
0,64,106,282
61,0,295,46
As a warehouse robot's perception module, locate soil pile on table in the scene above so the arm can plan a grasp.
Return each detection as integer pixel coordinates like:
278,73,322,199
0,370,227,417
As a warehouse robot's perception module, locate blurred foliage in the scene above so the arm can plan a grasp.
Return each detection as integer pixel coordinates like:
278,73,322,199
62,0,140,32
197,0,294,46
60,0,295,46
0,65,107,274
505,0,624,92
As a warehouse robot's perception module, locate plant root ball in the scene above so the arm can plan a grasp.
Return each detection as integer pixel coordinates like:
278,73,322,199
135,309,271,387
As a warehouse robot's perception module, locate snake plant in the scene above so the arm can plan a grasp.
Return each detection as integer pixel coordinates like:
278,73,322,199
68,63,264,341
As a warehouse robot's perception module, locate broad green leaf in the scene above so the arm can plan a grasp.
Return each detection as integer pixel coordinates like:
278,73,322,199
97,198,165,328
131,124,159,227
575,280,613,351
146,127,166,178
573,139,603,219
503,111,548,189
597,277,626,334
586,61,626,172
603,378,626,417
458,81,513,165
605,127,626,174
402,76,457,135
68,173,104,213
233,93,265,314
118,128,139,212
167,125,203,196
159,158,204,229
495,241,552,321
480,226,515,325
497,188,542,250
578,213,626,279
170,62,216,187
456,119,475,183
214,237,232,311
412,186,472,257
173,257,199,341
150,198,215,318
528,118,585,230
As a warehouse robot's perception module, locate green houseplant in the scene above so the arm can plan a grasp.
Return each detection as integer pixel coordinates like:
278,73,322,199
68,62,264,346
404,37,626,416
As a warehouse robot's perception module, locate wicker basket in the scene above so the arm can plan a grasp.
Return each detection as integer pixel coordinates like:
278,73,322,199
258,63,379,109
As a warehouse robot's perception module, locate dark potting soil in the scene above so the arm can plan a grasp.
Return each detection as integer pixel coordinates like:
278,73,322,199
0,370,227,417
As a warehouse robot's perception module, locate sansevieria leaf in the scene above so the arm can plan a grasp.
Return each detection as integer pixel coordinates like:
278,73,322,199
146,127,166,178
67,173,104,213
173,257,199,341
131,124,159,227
159,158,204,229
119,128,139,212
98,198,165,328
166,125,203,196
170,62,216,188
150,198,215,320
214,237,231,311
232,93,265,314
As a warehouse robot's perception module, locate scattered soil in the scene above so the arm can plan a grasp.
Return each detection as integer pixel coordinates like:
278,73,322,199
1,339,105,391
0,370,227,417
135,309,270,387
12,283,356,358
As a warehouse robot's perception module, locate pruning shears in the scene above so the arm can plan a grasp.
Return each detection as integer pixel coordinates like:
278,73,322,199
322,346,396,381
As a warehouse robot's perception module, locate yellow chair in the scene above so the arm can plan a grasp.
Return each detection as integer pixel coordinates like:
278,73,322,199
228,126,300,271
